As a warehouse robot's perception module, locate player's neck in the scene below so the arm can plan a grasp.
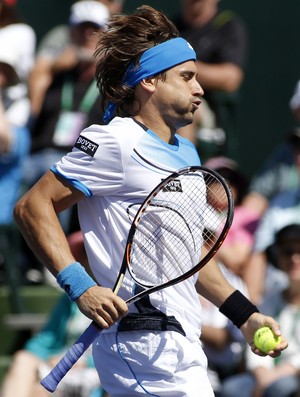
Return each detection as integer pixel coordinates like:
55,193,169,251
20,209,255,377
134,115,176,145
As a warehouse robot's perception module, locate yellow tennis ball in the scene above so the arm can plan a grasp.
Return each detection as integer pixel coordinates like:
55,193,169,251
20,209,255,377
254,327,281,353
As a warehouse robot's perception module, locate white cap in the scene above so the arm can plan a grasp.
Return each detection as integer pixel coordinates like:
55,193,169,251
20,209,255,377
0,24,35,85
69,1,109,29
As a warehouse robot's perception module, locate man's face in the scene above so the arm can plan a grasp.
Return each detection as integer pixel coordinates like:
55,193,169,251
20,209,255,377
99,0,123,15
152,61,204,130
293,146,300,170
0,63,18,87
182,0,219,13
277,238,300,281
70,23,100,49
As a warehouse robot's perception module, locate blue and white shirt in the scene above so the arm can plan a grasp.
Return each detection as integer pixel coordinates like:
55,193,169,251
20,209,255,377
52,117,202,341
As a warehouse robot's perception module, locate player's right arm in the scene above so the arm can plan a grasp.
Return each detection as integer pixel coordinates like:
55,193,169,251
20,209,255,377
14,170,128,328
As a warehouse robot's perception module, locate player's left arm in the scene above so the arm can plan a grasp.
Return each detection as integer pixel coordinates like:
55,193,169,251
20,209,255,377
196,260,288,357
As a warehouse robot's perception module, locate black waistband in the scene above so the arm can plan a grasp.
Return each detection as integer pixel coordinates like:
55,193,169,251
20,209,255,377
118,312,186,336
118,288,186,336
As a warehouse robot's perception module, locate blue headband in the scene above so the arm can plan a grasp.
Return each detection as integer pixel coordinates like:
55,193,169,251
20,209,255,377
103,37,197,122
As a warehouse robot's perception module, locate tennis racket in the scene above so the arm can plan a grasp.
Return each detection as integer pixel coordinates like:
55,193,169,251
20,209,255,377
41,165,234,392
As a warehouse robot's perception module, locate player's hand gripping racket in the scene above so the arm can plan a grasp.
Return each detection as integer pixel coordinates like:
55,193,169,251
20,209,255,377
41,165,233,392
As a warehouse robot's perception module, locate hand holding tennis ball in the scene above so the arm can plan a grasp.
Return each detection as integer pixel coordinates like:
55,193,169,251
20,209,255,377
254,326,282,353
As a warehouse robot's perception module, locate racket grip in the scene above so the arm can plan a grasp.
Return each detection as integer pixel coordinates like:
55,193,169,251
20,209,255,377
40,321,100,392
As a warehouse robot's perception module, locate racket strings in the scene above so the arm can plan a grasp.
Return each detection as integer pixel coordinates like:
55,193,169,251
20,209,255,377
131,212,197,286
202,174,229,249
129,170,230,287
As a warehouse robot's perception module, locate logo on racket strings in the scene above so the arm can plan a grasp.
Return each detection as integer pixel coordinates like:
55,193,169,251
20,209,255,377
162,179,183,192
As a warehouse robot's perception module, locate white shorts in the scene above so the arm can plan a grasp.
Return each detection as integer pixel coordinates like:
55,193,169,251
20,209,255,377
93,330,214,397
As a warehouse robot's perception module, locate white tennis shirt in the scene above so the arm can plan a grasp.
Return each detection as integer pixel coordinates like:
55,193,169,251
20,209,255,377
52,117,203,341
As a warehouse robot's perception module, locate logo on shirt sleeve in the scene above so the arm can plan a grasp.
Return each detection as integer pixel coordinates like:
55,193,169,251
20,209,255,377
74,135,99,157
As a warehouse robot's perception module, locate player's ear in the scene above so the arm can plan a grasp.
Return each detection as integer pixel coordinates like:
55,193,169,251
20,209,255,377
140,77,156,93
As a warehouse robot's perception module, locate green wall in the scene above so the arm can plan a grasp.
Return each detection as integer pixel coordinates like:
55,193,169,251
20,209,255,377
17,0,300,177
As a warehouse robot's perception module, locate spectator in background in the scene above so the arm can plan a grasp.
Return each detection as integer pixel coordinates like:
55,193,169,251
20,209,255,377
241,118,300,304
221,224,300,397
18,1,109,285
200,264,248,397
289,79,300,123
0,94,30,225
243,128,300,218
23,0,109,192
242,186,300,305
204,156,260,279
28,0,123,119
0,0,35,224
241,129,300,304
0,0,36,113
175,0,248,161
0,296,103,397
1,232,107,397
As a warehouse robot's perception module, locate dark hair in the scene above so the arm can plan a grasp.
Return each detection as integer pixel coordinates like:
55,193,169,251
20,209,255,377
94,5,180,117
213,167,249,205
275,224,300,245
288,128,300,150
266,223,300,267
0,2,22,27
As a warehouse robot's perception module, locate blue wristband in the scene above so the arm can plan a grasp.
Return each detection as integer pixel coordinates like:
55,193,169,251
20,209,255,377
57,262,97,301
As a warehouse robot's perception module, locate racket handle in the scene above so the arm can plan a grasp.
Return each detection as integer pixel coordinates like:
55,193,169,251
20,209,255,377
40,321,100,392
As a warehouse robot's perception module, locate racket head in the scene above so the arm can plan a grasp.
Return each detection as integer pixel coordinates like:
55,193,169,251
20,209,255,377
124,166,234,300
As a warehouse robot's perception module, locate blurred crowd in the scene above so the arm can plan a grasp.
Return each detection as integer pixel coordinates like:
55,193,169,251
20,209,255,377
0,0,300,397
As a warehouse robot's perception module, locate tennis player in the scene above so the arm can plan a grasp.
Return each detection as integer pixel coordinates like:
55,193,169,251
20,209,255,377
14,6,287,397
